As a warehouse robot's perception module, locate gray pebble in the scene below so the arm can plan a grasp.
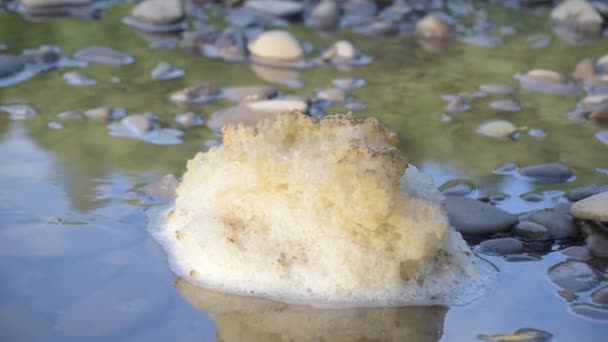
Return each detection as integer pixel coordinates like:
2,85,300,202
567,184,608,201
175,112,203,128
520,192,544,202
445,97,470,112
62,71,96,86
57,111,82,119
570,303,608,321
528,128,547,138
331,77,366,90
479,237,524,256
150,61,184,81
591,286,608,305
479,83,514,95
513,221,552,241
490,99,521,112
47,121,64,130
85,107,126,121
547,260,601,293
518,163,574,183
461,34,502,48
0,54,25,78
560,246,592,261
74,46,134,65
0,104,36,120
596,130,608,146
445,196,518,235
523,208,579,239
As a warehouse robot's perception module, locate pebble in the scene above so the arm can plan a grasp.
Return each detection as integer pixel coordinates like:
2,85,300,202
316,87,348,103
583,223,608,257
245,98,308,113
414,14,453,39
244,0,304,19
558,289,578,301
108,121,183,145
307,0,340,31
523,208,579,239
591,286,608,305
345,102,366,112
247,30,303,61
570,191,608,222
527,34,551,48
490,99,521,112
220,85,278,103
0,54,24,78
582,94,608,111
476,120,519,139
560,246,592,260
550,0,603,40
22,45,62,65
461,34,502,48
527,128,547,138
493,162,518,175
74,46,134,65
0,104,36,120
513,221,552,241
440,180,475,197
175,112,203,128
138,174,179,203
444,196,518,235
441,113,452,123
47,121,64,130
567,185,608,201
515,69,579,96
444,97,470,112
57,111,82,119
572,57,596,81
479,237,523,256
121,114,152,135
84,107,126,121
150,61,184,81
570,303,608,321
596,130,608,146
208,105,279,131
331,77,365,90
547,260,601,292
169,82,219,104
21,0,91,8
479,83,514,95
249,64,302,88
132,0,184,25
517,163,574,183
62,71,95,85
479,329,552,342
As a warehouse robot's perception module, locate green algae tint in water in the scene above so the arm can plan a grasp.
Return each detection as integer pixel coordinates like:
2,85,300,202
0,3,607,342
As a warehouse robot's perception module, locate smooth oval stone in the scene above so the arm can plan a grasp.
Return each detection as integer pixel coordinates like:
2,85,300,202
132,0,184,25
249,64,302,88
47,121,64,130
515,69,579,96
550,0,603,40
493,162,518,175
121,115,152,135
525,69,567,84
479,83,514,95
175,112,203,128
570,191,608,222
585,226,608,258
528,128,548,138
316,87,348,103
445,196,518,235
444,97,470,112
62,71,95,85
513,221,552,241
0,104,36,120
169,82,219,104
331,77,365,90
0,54,24,78
439,179,475,197
572,58,596,81
244,0,304,18
307,0,340,30
247,30,303,61
245,99,308,113
415,14,453,39
479,237,523,256
560,246,592,261
150,61,184,80
582,94,608,111
520,192,545,202
567,185,608,201
518,163,574,183
57,111,82,119
21,0,91,8
220,85,278,103
558,289,578,301
570,303,608,321
476,120,518,139
22,45,62,65
596,130,608,146
461,34,502,48
478,328,552,342
85,107,126,121
591,286,608,305
547,260,601,293
524,208,579,239
504,255,542,262
74,46,134,65
490,99,521,112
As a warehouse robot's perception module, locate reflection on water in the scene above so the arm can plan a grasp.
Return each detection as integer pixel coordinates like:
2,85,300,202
176,279,447,342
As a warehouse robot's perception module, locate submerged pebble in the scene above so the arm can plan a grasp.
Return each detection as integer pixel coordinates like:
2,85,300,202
523,208,578,239
591,286,608,305
476,120,519,139
175,112,203,128
47,121,64,130
121,114,152,136
74,46,134,65
570,303,608,321
0,54,25,78
517,163,574,183
169,82,219,104
57,111,82,119
150,61,184,80
527,128,548,138
513,221,552,241
515,69,579,96
445,97,470,112
62,71,95,85
220,85,278,103
445,196,518,235
560,246,592,261
461,34,502,48
596,130,608,146
108,118,183,145
0,104,36,120
479,83,514,95
490,99,521,112
547,260,601,293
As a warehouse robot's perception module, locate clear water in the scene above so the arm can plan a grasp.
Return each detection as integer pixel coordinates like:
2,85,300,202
1,4,607,341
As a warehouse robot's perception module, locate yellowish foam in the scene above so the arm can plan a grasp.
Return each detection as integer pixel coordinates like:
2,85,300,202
147,113,496,307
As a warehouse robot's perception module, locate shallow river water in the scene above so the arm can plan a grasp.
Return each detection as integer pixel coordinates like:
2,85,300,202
1,2,607,341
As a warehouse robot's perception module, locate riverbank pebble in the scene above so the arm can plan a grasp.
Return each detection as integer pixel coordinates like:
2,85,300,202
517,163,574,183
445,196,518,235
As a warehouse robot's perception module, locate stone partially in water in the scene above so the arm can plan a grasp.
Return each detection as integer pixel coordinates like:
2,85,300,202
0,54,24,78
121,114,152,136
74,46,134,65
461,35,502,48
476,120,519,139
591,286,608,305
220,85,278,103
445,196,518,236
479,83,514,95
571,191,608,222
550,0,603,42
515,69,579,96
84,107,126,121
169,82,219,104
150,61,184,81
175,112,203,128
132,0,184,25
445,97,470,112
572,57,596,81
547,260,601,293
331,77,365,90
247,30,303,62
513,221,552,241
560,246,592,260
414,14,453,39
307,0,341,31
479,237,523,256
244,0,304,19
570,303,608,321
147,113,496,307
596,130,608,146
490,99,521,112
523,208,579,239
517,163,574,183
0,104,36,120
62,71,95,86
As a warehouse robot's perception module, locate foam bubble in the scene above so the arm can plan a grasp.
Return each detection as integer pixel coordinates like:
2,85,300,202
147,113,497,308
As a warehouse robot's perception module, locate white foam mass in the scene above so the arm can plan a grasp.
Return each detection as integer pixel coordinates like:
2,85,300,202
147,113,496,308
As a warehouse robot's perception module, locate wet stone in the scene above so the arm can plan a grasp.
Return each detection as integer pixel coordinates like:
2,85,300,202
479,237,523,256
584,225,608,258
307,0,341,31
244,0,304,19
570,303,608,321
547,260,601,293
132,0,184,25
572,58,596,81
520,192,545,202
220,85,278,103
550,0,603,41
150,61,184,81
22,45,62,65
490,99,521,112
476,120,519,139
558,289,578,301
121,114,152,136
561,246,592,261
47,121,64,130
581,94,608,111
62,71,95,86
440,180,475,197
518,163,574,183
445,196,518,236
0,54,24,78
479,328,552,342
527,34,551,48
57,111,82,119
524,208,579,239
316,87,348,103
591,286,608,305
331,77,365,90
567,185,608,201
513,221,552,241
175,112,203,128
479,83,514,95
84,107,126,121
169,82,219,104
571,191,608,222
0,104,36,120
504,254,542,262
74,46,134,65
596,130,608,146
494,162,518,175
138,174,179,203
247,30,303,62
445,97,470,112
515,69,579,96
527,128,547,138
